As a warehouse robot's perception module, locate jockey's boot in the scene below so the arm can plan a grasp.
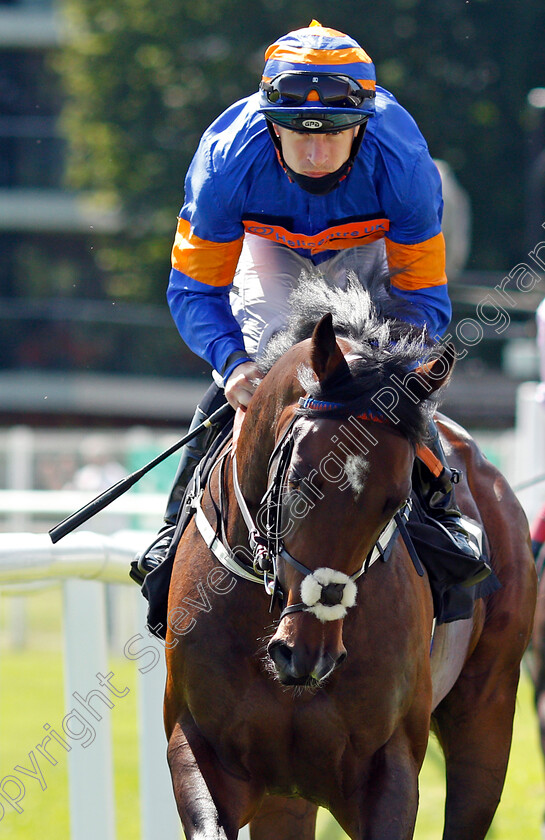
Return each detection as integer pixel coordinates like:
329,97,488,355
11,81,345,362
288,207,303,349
130,387,227,585
416,420,492,587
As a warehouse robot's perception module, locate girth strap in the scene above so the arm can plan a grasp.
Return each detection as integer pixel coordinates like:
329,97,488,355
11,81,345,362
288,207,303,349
394,510,425,577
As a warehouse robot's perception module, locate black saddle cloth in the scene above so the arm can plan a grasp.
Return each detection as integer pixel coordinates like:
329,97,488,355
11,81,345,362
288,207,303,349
141,433,501,638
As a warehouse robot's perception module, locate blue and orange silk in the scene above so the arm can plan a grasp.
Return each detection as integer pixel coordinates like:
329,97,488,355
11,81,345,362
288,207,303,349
168,84,451,377
261,21,376,90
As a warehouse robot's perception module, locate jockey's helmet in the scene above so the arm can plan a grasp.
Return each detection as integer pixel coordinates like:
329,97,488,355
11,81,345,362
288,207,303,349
259,21,376,134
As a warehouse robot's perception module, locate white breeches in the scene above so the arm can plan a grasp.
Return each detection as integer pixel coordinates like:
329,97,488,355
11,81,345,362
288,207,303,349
229,234,387,358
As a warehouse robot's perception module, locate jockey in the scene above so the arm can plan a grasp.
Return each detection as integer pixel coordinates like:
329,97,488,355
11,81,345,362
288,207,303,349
132,21,490,586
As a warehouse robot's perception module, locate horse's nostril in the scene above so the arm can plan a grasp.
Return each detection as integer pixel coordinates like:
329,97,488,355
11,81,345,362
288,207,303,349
336,650,347,668
268,640,293,670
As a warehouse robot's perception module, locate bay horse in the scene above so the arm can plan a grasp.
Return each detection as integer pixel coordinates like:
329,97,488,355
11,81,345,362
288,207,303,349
163,278,536,840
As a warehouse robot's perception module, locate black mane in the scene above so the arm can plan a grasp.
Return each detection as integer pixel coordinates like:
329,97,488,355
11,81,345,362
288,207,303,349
258,270,441,445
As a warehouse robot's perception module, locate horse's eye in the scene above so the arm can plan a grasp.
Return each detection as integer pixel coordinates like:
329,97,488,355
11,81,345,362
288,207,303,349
288,474,302,491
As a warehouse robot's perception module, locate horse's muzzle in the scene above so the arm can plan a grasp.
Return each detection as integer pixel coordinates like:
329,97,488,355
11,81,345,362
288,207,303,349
267,638,347,685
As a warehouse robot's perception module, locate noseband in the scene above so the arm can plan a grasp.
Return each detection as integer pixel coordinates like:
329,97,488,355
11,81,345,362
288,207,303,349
230,399,412,622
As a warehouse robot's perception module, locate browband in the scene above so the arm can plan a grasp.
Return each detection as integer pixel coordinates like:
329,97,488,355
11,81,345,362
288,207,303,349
297,396,388,424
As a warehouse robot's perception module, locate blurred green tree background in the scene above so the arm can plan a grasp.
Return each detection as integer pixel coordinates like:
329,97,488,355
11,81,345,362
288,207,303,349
54,0,545,303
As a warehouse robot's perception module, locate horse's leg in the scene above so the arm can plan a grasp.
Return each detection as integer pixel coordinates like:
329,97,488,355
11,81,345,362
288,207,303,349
432,653,522,839
249,796,318,840
167,717,258,840
332,724,424,840
361,734,421,840
431,415,536,838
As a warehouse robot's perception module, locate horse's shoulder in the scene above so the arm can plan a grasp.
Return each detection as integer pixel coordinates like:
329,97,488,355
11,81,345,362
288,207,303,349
435,412,519,512
434,411,492,475
434,412,515,499
435,411,476,448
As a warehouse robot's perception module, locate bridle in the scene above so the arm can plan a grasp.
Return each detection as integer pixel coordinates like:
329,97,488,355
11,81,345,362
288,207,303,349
192,395,419,622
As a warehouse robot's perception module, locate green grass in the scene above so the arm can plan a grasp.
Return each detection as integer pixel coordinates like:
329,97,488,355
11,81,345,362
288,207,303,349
0,588,543,839
0,588,142,840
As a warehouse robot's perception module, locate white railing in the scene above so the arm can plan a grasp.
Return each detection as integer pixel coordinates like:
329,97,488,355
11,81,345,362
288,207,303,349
0,490,164,518
0,425,181,535
0,530,250,840
513,381,545,526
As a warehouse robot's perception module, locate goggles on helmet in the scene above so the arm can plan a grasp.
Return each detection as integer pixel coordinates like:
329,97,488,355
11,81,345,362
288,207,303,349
261,72,372,109
259,72,374,133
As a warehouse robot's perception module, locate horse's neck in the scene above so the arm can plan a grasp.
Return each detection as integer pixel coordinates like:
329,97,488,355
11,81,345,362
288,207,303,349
229,349,306,531
232,387,297,508
235,402,278,502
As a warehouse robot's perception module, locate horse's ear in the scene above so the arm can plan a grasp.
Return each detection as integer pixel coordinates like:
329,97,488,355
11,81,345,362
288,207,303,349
412,342,456,400
310,313,345,383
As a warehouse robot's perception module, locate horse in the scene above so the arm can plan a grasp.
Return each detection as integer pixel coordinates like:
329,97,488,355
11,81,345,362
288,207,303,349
162,277,536,840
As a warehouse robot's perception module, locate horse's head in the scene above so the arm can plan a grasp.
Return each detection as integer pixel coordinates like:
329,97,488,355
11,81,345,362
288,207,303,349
264,312,454,687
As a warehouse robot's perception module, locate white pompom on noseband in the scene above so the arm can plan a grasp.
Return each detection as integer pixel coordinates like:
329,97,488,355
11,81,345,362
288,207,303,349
300,567,358,622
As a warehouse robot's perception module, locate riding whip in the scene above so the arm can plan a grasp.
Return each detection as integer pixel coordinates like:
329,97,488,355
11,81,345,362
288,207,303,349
48,402,232,543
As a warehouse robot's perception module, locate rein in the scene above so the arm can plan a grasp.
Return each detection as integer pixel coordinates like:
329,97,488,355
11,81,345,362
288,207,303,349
192,394,418,622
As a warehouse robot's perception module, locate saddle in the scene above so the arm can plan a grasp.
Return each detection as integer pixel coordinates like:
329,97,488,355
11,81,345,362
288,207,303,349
404,493,500,624
142,424,500,639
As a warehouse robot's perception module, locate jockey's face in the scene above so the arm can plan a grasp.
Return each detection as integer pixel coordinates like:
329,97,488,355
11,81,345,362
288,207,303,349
274,125,358,177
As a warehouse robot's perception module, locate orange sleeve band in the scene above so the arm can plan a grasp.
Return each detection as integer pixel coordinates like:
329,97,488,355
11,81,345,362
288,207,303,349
385,232,447,291
171,217,244,288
